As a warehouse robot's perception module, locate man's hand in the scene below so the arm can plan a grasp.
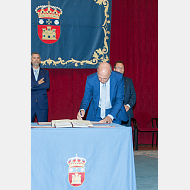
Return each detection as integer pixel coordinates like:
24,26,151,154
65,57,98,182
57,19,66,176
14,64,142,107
124,105,130,112
77,110,85,120
38,78,45,85
99,116,113,124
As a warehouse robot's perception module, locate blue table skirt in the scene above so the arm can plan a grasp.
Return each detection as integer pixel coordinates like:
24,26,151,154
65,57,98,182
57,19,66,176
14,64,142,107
31,124,137,190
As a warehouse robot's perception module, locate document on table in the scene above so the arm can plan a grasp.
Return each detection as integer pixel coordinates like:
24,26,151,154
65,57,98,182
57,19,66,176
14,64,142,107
55,121,72,128
51,119,71,127
51,119,93,128
71,120,93,127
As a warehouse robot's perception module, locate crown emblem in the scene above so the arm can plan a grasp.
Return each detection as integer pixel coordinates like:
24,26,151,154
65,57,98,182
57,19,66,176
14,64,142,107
67,154,87,168
35,1,62,44
35,1,62,19
67,154,87,187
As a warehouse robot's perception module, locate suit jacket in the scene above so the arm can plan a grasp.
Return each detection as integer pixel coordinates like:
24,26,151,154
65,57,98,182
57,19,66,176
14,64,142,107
31,67,50,109
123,76,136,118
80,71,128,122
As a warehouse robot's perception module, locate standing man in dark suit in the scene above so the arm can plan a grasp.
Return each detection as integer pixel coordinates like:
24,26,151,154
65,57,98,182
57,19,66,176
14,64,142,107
77,62,128,124
114,61,136,126
31,52,50,122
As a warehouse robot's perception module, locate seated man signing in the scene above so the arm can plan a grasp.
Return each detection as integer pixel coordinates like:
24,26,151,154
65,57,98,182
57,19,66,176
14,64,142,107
77,62,128,124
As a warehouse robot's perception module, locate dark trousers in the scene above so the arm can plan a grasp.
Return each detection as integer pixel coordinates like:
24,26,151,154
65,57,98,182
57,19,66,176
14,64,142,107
122,118,131,127
31,103,48,122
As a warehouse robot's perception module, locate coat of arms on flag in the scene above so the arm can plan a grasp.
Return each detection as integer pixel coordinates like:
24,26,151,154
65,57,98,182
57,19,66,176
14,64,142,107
35,1,62,44
32,0,112,68
67,154,87,187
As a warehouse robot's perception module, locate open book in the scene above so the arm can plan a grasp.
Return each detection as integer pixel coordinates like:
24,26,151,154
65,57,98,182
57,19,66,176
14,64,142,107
51,119,93,128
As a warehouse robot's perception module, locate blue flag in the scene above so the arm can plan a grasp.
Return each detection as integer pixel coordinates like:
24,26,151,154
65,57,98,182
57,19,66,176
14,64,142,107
31,0,112,68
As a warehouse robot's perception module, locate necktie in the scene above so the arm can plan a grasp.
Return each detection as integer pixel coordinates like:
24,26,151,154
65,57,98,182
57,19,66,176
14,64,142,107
34,70,38,81
101,83,106,119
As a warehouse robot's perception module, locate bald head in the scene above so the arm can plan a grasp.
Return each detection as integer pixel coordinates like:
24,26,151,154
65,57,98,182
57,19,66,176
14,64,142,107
97,62,112,84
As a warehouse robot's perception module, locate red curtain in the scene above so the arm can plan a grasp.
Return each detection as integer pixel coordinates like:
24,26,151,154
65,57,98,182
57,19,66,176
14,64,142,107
109,0,158,144
42,0,157,144
46,69,96,121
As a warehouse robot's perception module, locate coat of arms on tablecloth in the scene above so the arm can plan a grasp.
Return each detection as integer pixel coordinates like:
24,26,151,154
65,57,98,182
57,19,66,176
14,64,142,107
67,154,87,187
35,1,62,44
